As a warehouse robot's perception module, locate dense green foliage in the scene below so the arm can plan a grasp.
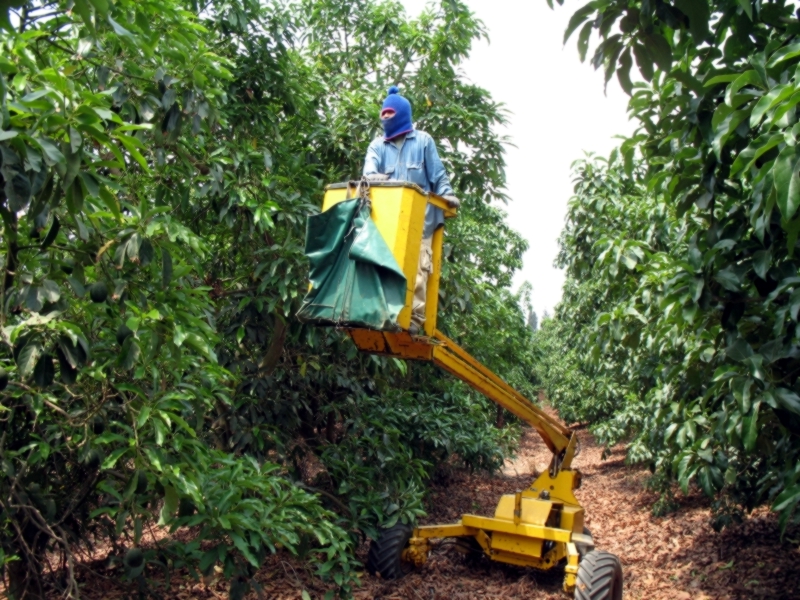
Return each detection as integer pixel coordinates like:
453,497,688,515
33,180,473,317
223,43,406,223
0,0,536,597
539,0,800,532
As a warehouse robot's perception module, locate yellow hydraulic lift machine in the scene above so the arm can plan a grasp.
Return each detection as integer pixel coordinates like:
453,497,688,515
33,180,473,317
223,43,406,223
305,181,623,600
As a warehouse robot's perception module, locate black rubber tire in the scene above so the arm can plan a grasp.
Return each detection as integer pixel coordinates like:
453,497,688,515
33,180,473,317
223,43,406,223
366,523,414,580
574,550,623,600
575,526,593,558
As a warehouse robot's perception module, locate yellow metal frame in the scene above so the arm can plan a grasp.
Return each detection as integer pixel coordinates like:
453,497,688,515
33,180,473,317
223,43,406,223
318,183,591,593
404,463,586,591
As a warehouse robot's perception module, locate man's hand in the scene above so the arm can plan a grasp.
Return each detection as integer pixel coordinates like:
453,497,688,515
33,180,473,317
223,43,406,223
443,195,461,208
365,173,389,182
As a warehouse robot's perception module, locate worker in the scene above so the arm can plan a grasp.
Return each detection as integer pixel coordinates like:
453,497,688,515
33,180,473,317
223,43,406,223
363,86,460,335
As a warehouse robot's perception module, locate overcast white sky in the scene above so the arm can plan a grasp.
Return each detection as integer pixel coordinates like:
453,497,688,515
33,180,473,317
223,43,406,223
402,0,635,317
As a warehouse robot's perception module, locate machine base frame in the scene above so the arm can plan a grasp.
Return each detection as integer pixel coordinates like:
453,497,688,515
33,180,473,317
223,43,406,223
402,469,590,593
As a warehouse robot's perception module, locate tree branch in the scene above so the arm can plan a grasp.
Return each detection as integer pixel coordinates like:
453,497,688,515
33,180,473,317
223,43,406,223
45,38,153,83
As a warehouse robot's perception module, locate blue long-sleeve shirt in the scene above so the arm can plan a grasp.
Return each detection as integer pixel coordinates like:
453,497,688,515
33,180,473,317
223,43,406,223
363,129,454,238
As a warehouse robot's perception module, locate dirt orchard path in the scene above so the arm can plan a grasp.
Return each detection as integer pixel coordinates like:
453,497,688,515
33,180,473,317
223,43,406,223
51,417,800,599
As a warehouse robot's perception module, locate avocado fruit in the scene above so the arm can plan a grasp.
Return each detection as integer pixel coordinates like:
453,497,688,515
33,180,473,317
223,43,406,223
89,282,108,303
116,324,133,346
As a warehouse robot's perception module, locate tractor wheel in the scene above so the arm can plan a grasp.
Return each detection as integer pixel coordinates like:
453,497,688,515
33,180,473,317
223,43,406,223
574,550,623,600
366,523,414,580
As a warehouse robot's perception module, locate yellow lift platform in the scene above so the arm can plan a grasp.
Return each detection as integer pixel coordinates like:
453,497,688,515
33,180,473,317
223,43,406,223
315,181,623,600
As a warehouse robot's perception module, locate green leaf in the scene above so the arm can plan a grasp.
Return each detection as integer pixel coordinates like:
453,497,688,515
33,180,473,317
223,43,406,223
98,186,122,222
41,279,60,302
563,3,595,45
753,249,772,279
633,43,653,82
750,84,793,128
698,465,716,496
137,405,152,429
768,42,800,67
108,15,134,38
65,177,85,215
744,354,765,380
730,133,783,177
639,0,654,29
162,247,173,288
789,288,800,321
769,90,800,128
673,0,709,43
773,388,800,415
17,341,43,377
773,145,800,220
643,32,672,72
120,338,140,370
724,467,737,485
69,126,82,154
139,238,154,266
690,277,704,302
230,531,260,567
712,109,749,159
3,167,31,212
199,548,218,574
79,172,99,198
57,348,78,384
57,337,83,369
73,0,95,34
677,453,694,493
577,21,593,63
715,266,742,291
153,418,167,445
158,485,178,525
744,402,759,451
87,0,108,16
33,354,54,387
704,74,739,87
726,339,754,362
102,447,129,470
617,48,633,96
116,135,150,171
725,71,763,107
34,137,65,166
126,233,142,260
738,0,753,20
773,483,800,513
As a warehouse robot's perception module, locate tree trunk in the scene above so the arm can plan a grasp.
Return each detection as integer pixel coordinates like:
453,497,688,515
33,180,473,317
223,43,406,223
257,317,287,375
326,410,336,443
495,405,505,429
7,557,45,600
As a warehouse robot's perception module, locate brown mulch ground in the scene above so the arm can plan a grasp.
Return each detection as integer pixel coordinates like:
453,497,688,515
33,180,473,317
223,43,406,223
19,417,800,599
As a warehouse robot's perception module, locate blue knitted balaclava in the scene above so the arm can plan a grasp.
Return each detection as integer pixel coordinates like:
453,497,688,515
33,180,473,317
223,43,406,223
381,86,413,140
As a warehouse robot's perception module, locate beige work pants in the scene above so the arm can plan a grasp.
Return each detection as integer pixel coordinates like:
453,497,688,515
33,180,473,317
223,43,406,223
411,234,433,329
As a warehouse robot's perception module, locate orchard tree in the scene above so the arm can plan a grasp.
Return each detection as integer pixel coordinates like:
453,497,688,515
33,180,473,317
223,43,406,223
544,0,800,531
0,0,536,596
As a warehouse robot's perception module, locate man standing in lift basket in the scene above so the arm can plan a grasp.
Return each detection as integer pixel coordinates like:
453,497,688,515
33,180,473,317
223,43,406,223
363,85,460,335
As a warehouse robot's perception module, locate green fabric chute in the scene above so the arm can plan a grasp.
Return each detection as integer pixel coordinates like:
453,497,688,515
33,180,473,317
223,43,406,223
297,197,407,331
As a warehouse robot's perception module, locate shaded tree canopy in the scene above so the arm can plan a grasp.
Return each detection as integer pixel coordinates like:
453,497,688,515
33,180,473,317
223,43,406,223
538,0,800,534
0,0,536,597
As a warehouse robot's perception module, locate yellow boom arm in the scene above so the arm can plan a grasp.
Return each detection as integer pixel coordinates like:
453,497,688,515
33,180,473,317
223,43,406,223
348,327,577,472
431,330,577,470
